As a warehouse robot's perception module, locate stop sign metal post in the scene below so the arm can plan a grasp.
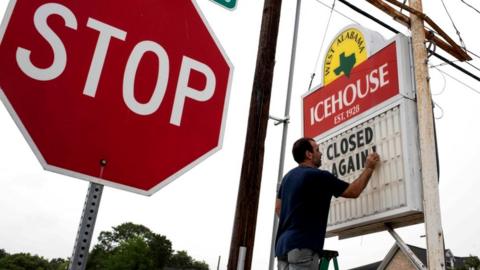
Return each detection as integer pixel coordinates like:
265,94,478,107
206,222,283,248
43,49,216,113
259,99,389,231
0,1,232,269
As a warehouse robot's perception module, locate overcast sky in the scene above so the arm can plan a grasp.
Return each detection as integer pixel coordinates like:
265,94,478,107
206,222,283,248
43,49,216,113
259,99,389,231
1,0,480,269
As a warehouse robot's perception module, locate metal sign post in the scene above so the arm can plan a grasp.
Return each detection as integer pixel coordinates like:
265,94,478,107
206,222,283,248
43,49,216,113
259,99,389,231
68,182,104,270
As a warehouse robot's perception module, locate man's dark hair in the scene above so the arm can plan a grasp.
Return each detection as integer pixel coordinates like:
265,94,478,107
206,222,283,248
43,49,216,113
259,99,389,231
292,137,314,163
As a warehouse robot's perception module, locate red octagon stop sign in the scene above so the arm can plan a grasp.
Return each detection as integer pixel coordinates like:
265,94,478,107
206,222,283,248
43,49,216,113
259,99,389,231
0,0,232,195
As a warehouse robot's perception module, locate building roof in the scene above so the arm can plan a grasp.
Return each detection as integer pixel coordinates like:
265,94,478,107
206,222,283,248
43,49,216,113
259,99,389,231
348,243,470,270
348,261,382,270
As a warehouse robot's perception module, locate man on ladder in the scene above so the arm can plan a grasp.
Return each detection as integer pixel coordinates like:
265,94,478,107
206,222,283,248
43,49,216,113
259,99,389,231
275,137,380,270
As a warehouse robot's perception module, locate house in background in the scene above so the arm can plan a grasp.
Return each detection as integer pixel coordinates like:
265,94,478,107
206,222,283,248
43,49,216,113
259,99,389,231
349,243,472,270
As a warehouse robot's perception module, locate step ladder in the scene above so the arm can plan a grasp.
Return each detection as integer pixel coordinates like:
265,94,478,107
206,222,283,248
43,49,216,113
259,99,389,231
319,250,339,270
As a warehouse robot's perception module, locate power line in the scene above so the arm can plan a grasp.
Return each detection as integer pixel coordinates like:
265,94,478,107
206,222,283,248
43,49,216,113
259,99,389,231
425,26,480,61
461,0,480,15
309,0,337,90
337,0,399,34
439,0,466,49
336,0,480,83
465,61,480,74
312,0,336,74
430,49,480,82
465,48,480,60
433,66,480,96
314,0,360,25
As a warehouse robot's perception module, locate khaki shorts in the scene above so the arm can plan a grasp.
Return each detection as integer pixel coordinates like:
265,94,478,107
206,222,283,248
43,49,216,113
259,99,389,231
277,248,319,270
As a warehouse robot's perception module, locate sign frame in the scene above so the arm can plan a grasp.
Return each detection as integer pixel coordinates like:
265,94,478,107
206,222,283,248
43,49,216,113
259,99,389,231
323,98,423,238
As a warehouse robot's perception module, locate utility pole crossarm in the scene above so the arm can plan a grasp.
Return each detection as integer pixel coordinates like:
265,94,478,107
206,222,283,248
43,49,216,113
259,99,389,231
365,0,472,61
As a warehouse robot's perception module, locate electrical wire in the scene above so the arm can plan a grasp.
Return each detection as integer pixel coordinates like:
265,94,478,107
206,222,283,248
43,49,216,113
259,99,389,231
433,101,444,119
439,0,466,49
465,61,480,74
309,0,337,90
425,25,480,62
429,67,447,96
314,0,360,25
336,0,480,83
461,0,480,15
338,0,399,34
465,48,480,60
429,61,459,68
433,66,480,95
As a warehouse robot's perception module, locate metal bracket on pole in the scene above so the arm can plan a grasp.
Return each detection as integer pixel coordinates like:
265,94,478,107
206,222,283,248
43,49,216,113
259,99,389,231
386,224,427,270
269,115,290,126
236,246,247,270
68,182,104,270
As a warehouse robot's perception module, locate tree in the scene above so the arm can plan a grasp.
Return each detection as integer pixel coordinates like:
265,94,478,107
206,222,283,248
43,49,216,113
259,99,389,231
464,255,480,270
168,250,209,270
0,249,7,260
86,222,173,270
0,252,51,270
49,258,69,270
169,250,194,268
86,222,209,270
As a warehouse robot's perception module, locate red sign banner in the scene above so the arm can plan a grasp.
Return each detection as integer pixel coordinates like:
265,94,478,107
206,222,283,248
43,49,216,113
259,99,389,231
303,42,399,139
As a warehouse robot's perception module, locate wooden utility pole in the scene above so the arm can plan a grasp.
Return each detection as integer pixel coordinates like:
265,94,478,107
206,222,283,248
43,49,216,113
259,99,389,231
409,0,446,269
227,0,283,269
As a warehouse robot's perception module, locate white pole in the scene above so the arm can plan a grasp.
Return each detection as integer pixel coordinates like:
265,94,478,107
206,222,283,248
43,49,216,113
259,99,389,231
409,0,446,269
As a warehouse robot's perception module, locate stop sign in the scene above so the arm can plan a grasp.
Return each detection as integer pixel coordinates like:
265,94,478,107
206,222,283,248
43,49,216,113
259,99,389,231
0,0,232,195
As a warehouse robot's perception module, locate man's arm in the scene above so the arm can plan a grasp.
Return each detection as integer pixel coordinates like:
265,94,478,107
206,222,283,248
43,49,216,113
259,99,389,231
275,198,281,216
341,152,380,198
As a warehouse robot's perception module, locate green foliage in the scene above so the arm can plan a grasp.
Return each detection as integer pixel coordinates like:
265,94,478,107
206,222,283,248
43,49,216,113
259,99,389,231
87,222,211,270
0,249,7,260
168,250,209,270
465,255,480,269
169,250,194,268
1,222,208,270
87,222,172,270
49,258,68,270
0,252,51,270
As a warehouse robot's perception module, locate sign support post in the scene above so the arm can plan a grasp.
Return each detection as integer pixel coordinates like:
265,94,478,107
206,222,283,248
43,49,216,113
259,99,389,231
68,182,104,270
409,0,446,269
386,224,426,270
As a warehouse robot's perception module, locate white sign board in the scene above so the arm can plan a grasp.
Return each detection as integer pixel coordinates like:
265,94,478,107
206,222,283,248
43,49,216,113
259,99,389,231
323,100,423,238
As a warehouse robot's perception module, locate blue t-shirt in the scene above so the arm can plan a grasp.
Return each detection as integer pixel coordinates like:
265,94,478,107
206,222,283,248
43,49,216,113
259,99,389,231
275,166,349,257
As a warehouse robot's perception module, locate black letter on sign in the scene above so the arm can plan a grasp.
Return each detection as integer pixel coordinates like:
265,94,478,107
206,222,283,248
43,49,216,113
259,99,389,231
365,127,374,144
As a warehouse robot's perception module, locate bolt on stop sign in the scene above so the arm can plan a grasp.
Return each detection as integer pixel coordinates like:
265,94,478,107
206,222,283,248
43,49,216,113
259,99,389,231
0,0,233,195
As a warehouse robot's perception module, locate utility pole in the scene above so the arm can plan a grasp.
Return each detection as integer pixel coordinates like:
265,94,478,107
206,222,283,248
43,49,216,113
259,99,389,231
409,0,446,269
227,0,283,269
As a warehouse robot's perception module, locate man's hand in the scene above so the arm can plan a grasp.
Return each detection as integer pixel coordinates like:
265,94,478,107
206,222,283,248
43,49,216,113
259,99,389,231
365,152,380,170
341,152,381,198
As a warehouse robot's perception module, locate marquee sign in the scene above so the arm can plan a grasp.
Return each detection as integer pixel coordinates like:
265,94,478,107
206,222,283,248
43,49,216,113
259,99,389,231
303,26,424,238
323,101,423,238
